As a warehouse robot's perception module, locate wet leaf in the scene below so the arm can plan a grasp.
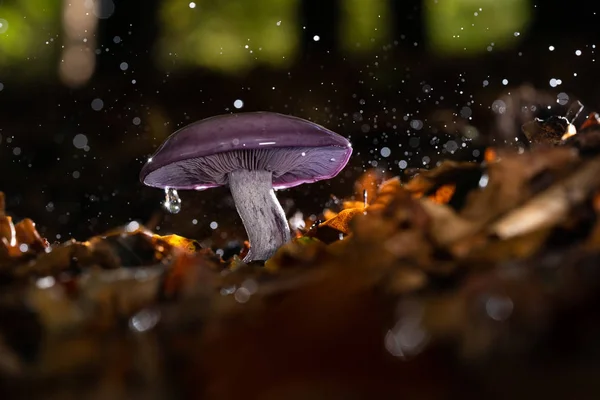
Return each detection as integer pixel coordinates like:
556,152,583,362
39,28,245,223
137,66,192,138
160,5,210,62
490,155,600,239
154,234,202,254
319,208,364,235
460,147,580,224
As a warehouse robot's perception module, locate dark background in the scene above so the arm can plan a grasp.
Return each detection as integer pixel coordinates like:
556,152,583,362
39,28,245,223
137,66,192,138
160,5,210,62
1,0,599,249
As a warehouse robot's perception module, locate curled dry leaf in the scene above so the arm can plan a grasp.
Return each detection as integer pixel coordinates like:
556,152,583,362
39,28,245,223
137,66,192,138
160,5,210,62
460,147,580,224
352,168,389,207
10,104,600,399
321,168,386,222
317,208,363,236
492,84,559,144
490,155,600,239
266,236,329,271
565,113,600,155
403,161,479,200
522,115,572,146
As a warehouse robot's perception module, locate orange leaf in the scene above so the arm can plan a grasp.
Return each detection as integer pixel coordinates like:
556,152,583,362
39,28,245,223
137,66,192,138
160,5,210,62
580,112,600,130
428,184,456,205
320,208,364,235
154,234,201,253
484,147,498,163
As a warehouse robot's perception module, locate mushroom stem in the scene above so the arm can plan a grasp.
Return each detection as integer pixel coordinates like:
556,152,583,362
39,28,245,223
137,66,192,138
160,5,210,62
228,169,291,262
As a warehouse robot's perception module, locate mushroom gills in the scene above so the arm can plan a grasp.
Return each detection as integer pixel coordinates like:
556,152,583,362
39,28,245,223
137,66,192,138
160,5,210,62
228,169,291,262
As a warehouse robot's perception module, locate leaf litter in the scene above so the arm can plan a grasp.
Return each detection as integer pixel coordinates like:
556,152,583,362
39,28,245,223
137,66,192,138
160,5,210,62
4,96,600,398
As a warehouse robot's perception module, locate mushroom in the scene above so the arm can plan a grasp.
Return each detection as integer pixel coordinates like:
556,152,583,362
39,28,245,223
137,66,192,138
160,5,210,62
140,112,352,262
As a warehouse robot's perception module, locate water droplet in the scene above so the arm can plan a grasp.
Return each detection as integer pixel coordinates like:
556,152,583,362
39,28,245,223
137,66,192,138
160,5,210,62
491,99,507,114
129,309,160,333
478,173,489,188
234,287,251,303
220,285,236,296
460,106,472,118
73,133,88,149
485,295,513,321
93,0,115,19
410,119,423,130
164,188,181,214
125,221,140,232
557,92,569,106
444,140,458,153
91,98,104,111
36,276,55,289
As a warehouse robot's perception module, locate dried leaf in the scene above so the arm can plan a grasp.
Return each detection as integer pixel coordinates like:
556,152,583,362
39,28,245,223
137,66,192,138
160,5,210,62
319,208,363,235
461,147,580,223
522,116,570,145
154,234,202,254
490,155,600,239
353,168,389,205
418,199,478,249
403,161,477,194
14,218,48,252
266,237,328,271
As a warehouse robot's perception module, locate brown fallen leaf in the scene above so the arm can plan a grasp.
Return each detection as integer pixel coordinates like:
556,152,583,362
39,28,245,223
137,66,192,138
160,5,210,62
14,218,48,252
490,155,600,239
460,146,580,224
353,168,389,207
418,199,478,249
522,116,571,146
318,208,364,236
403,161,478,197
154,234,202,254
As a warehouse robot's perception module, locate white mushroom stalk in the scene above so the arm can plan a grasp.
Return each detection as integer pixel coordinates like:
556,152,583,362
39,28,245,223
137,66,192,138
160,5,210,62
228,169,291,262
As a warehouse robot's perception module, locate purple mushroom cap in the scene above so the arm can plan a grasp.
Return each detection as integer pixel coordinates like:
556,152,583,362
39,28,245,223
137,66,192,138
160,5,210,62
140,112,352,190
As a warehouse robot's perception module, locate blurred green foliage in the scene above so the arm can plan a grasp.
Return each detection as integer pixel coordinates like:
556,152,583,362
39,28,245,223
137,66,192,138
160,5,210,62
339,0,391,54
0,0,60,75
0,0,533,77
424,0,531,55
157,0,300,73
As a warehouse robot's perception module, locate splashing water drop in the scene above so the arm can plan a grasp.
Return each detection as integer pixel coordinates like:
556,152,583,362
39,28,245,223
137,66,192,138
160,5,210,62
164,188,181,214
478,173,489,189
